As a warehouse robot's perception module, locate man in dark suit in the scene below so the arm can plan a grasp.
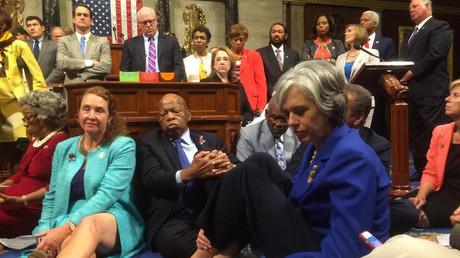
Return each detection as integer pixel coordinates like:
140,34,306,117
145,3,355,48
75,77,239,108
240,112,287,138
360,10,396,139
136,93,238,257
399,0,451,181
120,7,184,81
286,84,391,177
25,16,63,83
257,23,299,99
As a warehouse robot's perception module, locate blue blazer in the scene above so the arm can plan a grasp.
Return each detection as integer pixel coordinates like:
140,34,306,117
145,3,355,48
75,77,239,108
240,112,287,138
288,124,390,257
33,136,145,258
372,35,396,61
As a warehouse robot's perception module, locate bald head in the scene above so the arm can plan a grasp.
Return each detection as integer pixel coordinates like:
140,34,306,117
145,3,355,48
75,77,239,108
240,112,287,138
137,7,158,38
158,94,191,138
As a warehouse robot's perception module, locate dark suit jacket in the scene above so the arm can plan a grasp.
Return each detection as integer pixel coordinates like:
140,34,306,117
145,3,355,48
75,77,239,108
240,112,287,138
256,45,299,98
201,74,253,126
119,33,185,81
400,17,451,99
26,38,63,83
136,129,238,251
372,35,396,61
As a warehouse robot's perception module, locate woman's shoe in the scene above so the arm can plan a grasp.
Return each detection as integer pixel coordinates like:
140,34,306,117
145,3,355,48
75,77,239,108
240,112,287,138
28,249,47,258
450,222,460,250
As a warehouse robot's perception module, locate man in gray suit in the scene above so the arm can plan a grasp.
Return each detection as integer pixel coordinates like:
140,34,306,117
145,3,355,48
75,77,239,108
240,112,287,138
25,16,63,83
237,99,299,168
57,4,112,83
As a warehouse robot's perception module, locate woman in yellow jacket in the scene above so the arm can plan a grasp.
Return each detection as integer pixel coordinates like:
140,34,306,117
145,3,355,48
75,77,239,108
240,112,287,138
0,10,46,170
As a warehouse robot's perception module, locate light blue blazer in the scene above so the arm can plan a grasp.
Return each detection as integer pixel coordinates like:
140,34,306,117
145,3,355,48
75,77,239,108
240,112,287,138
33,136,144,258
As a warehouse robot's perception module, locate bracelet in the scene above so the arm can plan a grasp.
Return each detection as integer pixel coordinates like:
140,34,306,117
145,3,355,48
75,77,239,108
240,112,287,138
21,195,28,206
67,221,76,232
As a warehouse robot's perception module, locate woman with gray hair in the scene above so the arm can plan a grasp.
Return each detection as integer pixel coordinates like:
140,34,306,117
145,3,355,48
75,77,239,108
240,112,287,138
0,90,69,238
192,61,390,258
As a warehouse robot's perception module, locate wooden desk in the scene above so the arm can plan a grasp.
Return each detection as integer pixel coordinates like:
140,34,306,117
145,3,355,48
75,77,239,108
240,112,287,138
56,81,242,153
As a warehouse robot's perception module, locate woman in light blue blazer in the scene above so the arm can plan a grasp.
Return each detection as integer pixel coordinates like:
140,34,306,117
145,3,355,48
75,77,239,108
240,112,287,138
29,86,144,258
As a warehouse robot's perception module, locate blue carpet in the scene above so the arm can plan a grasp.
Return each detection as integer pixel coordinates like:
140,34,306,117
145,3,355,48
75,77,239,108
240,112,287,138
0,248,163,257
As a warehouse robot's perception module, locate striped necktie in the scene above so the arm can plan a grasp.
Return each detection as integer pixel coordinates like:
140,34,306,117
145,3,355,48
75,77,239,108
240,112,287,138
147,38,157,72
275,138,287,170
275,49,283,70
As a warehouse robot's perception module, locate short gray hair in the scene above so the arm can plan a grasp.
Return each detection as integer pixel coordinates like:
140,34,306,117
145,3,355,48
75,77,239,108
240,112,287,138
345,84,372,126
363,10,380,27
419,0,432,11
18,90,68,130
273,60,347,127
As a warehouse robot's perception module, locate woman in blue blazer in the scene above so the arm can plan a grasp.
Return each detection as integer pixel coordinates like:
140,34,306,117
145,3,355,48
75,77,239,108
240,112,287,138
192,61,390,258
29,86,144,257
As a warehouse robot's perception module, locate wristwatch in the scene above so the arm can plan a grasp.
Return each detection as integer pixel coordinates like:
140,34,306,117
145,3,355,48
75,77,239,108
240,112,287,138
21,195,28,206
67,221,76,232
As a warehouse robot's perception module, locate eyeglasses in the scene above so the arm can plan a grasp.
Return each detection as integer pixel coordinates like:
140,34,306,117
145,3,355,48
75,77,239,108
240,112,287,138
139,19,157,26
22,114,38,124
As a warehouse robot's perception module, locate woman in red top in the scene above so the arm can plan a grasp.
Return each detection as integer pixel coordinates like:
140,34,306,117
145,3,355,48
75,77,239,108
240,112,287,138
0,91,68,237
229,24,267,116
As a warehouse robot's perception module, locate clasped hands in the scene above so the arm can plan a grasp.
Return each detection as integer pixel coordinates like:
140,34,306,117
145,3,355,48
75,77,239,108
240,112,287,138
182,150,234,182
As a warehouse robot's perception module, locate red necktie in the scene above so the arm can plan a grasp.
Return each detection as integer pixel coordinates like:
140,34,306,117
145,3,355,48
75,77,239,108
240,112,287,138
364,38,370,48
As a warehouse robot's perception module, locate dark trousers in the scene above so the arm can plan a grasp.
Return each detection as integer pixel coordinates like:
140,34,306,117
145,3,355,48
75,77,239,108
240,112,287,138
407,97,446,173
371,96,391,140
196,153,322,258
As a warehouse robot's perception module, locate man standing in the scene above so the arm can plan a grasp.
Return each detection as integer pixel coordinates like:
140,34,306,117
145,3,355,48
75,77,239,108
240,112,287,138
360,10,397,139
120,7,185,81
400,0,451,181
136,93,238,257
237,100,299,168
257,23,299,99
25,16,63,83
56,4,112,83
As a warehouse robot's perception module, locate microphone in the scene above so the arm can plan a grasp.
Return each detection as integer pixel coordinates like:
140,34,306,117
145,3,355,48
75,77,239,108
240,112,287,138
119,33,125,43
352,43,385,62
112,27,117,42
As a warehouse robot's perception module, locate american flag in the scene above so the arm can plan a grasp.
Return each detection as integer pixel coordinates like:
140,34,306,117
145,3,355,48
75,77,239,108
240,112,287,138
72,0,142,43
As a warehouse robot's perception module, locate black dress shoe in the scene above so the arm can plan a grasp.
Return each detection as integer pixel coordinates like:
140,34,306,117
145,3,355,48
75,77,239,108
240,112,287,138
450,222,460,250
409,172,422,181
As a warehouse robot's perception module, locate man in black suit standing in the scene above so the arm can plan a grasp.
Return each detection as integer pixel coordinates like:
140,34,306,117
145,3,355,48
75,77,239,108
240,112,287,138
25,16,63,83
399,0,451,181
136,93,238,257
257,23,299,99
360,10,396,139
120,7,184,81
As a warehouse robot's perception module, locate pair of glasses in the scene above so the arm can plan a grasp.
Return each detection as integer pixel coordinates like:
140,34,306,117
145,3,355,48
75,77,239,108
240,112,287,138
139,19,157,26
22,114,38,124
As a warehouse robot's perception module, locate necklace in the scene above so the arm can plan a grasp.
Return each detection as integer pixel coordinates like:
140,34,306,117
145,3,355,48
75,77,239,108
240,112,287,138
78,135,103,156
33,130,61,148
348,51,360,57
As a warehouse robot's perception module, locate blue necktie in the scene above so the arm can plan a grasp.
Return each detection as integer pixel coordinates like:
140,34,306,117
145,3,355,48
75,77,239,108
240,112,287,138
80,35,86,56
33,40,40,60
174,138,197,213
275,138,287,170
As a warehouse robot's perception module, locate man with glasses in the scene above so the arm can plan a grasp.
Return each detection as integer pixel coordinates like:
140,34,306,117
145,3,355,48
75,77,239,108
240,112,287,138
236,99,299,171
56,3,112,83
120,7,184,81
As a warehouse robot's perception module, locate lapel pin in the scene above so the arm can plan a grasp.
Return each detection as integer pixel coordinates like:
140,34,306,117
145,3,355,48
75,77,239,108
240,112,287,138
67,151,76,161
376,41,380,44
43,145,48,149
440,144,444,148
199,136,206,145
307,165,318,183
99,152,105,158
286,56,289,59
332,46,336,49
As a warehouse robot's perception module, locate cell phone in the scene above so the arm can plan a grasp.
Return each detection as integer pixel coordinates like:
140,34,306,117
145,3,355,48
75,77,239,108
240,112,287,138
359,231,382,249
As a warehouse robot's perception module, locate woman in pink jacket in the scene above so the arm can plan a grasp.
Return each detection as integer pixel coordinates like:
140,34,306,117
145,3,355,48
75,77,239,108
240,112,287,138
228,24,267,117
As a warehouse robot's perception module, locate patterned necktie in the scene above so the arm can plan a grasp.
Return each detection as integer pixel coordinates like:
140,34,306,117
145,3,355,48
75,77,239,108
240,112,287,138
80,35,86,56
174,138,190,169
275,138,287,170
275,49,283,70
174,138,197,213
147,38,157,72
407,26,419,46
33,40,40,60
364,38,370,48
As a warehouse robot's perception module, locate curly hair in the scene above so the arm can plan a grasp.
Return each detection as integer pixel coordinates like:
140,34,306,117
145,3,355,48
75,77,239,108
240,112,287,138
78,86,127,142
228,24,248,40
18,90,68,130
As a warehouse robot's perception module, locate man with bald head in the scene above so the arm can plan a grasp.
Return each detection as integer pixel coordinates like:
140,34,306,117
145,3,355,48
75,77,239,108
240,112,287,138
399,0,451,181
50,26,65,42
136,93,238,257
120,7,184,81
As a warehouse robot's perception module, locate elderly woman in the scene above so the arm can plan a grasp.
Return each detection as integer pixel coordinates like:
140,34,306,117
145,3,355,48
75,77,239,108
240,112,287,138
336,24,380,83
0,10,46,172
0,91,68,238
192,61,390,258
200,46,253,126
184,25,212,82
300,14,345,63
391,79,460,236
228,24,266,116
29,86,144,257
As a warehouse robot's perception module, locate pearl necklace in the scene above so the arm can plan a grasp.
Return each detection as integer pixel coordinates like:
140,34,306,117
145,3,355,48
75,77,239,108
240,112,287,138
33,130,61,148
348,51,360,57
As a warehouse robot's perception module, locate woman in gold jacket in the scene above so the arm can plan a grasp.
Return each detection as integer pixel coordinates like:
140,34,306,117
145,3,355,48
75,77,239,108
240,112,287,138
0,10,46,170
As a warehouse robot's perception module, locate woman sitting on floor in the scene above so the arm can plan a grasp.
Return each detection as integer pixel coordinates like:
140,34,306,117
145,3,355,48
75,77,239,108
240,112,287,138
29,86,144,258
191,61,390,258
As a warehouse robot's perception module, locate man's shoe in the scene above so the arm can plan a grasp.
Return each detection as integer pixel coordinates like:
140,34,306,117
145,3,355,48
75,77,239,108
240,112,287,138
450,222,460,250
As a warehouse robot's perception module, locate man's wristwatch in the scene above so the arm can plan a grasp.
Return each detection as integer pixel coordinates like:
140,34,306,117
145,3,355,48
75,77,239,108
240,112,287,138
67,221,76,232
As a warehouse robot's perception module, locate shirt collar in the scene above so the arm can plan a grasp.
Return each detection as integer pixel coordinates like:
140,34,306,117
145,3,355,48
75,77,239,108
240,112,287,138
416,16,432,29
143,31,158,41
271,44,284,54
75,31,91,41
369,32,376,42
173,129,192,145
32,36,44,43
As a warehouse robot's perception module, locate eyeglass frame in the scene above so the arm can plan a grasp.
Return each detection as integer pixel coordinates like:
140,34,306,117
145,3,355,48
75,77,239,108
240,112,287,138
22,114,38,124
